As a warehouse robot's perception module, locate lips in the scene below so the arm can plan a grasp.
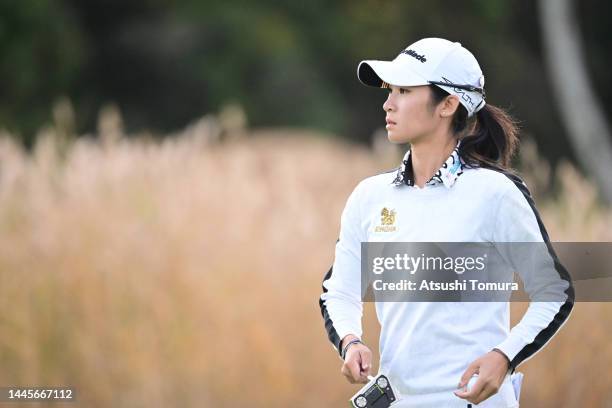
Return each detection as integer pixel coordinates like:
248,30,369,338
386,118,397,126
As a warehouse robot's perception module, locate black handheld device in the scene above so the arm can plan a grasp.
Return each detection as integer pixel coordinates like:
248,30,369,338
349,374,401,408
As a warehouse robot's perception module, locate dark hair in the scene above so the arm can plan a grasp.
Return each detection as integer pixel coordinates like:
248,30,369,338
428,85,519,171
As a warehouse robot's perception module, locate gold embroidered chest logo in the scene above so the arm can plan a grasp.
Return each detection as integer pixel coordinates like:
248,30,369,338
376,208,397,232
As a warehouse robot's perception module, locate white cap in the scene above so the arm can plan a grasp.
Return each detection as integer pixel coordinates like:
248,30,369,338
357,38,486,117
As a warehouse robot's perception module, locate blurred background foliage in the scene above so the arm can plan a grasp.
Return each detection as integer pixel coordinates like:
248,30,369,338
1,2,611,406
1,0,610,169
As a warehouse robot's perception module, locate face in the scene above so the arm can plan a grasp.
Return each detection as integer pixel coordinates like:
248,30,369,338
382,84,445,144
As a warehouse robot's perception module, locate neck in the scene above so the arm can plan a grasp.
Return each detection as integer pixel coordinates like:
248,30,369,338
410,133,457,188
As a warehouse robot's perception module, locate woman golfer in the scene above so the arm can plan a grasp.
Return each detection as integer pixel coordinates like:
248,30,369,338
319,38,574,407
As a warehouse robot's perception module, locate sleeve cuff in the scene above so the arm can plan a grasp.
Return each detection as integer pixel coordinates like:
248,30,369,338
336,328,362,356
494,335,527,370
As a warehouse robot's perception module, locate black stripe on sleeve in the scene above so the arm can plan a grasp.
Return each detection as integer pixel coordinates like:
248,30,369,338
498,170,575,373
319,263,343,357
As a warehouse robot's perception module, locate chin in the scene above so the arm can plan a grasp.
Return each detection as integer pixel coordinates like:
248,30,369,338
387,131,412,144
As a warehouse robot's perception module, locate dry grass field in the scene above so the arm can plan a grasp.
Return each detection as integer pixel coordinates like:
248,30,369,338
0,114,610,407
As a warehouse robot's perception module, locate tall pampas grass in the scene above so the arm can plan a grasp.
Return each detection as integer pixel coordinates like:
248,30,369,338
0,107,610,407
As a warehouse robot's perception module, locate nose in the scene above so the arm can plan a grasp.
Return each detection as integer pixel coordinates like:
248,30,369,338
383,93,395,113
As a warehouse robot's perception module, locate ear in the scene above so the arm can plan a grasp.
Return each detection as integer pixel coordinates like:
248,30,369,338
439,95,461,118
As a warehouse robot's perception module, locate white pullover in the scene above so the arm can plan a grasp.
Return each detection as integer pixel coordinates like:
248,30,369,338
319,142,574,407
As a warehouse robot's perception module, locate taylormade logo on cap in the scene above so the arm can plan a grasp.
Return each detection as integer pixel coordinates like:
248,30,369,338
400,49,427,63
357,37,487,117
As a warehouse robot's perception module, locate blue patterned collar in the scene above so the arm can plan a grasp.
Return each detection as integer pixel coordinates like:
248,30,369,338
392,140,465,188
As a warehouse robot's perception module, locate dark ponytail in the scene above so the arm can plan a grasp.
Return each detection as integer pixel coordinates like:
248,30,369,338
429,85,519,171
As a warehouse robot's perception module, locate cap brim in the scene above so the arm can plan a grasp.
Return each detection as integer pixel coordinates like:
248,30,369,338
357,60,429,88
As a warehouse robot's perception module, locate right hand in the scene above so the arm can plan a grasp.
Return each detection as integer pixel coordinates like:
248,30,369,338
340,335,372,384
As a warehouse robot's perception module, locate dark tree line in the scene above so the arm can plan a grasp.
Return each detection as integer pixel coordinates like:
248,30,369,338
0,0,610,171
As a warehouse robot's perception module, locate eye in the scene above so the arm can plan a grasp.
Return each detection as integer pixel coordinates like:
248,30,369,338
399,88,409,94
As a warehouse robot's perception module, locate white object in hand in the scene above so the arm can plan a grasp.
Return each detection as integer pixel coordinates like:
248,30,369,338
466,374,479,391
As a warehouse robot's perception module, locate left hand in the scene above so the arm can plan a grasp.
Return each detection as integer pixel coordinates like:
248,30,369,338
453,350,510,405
